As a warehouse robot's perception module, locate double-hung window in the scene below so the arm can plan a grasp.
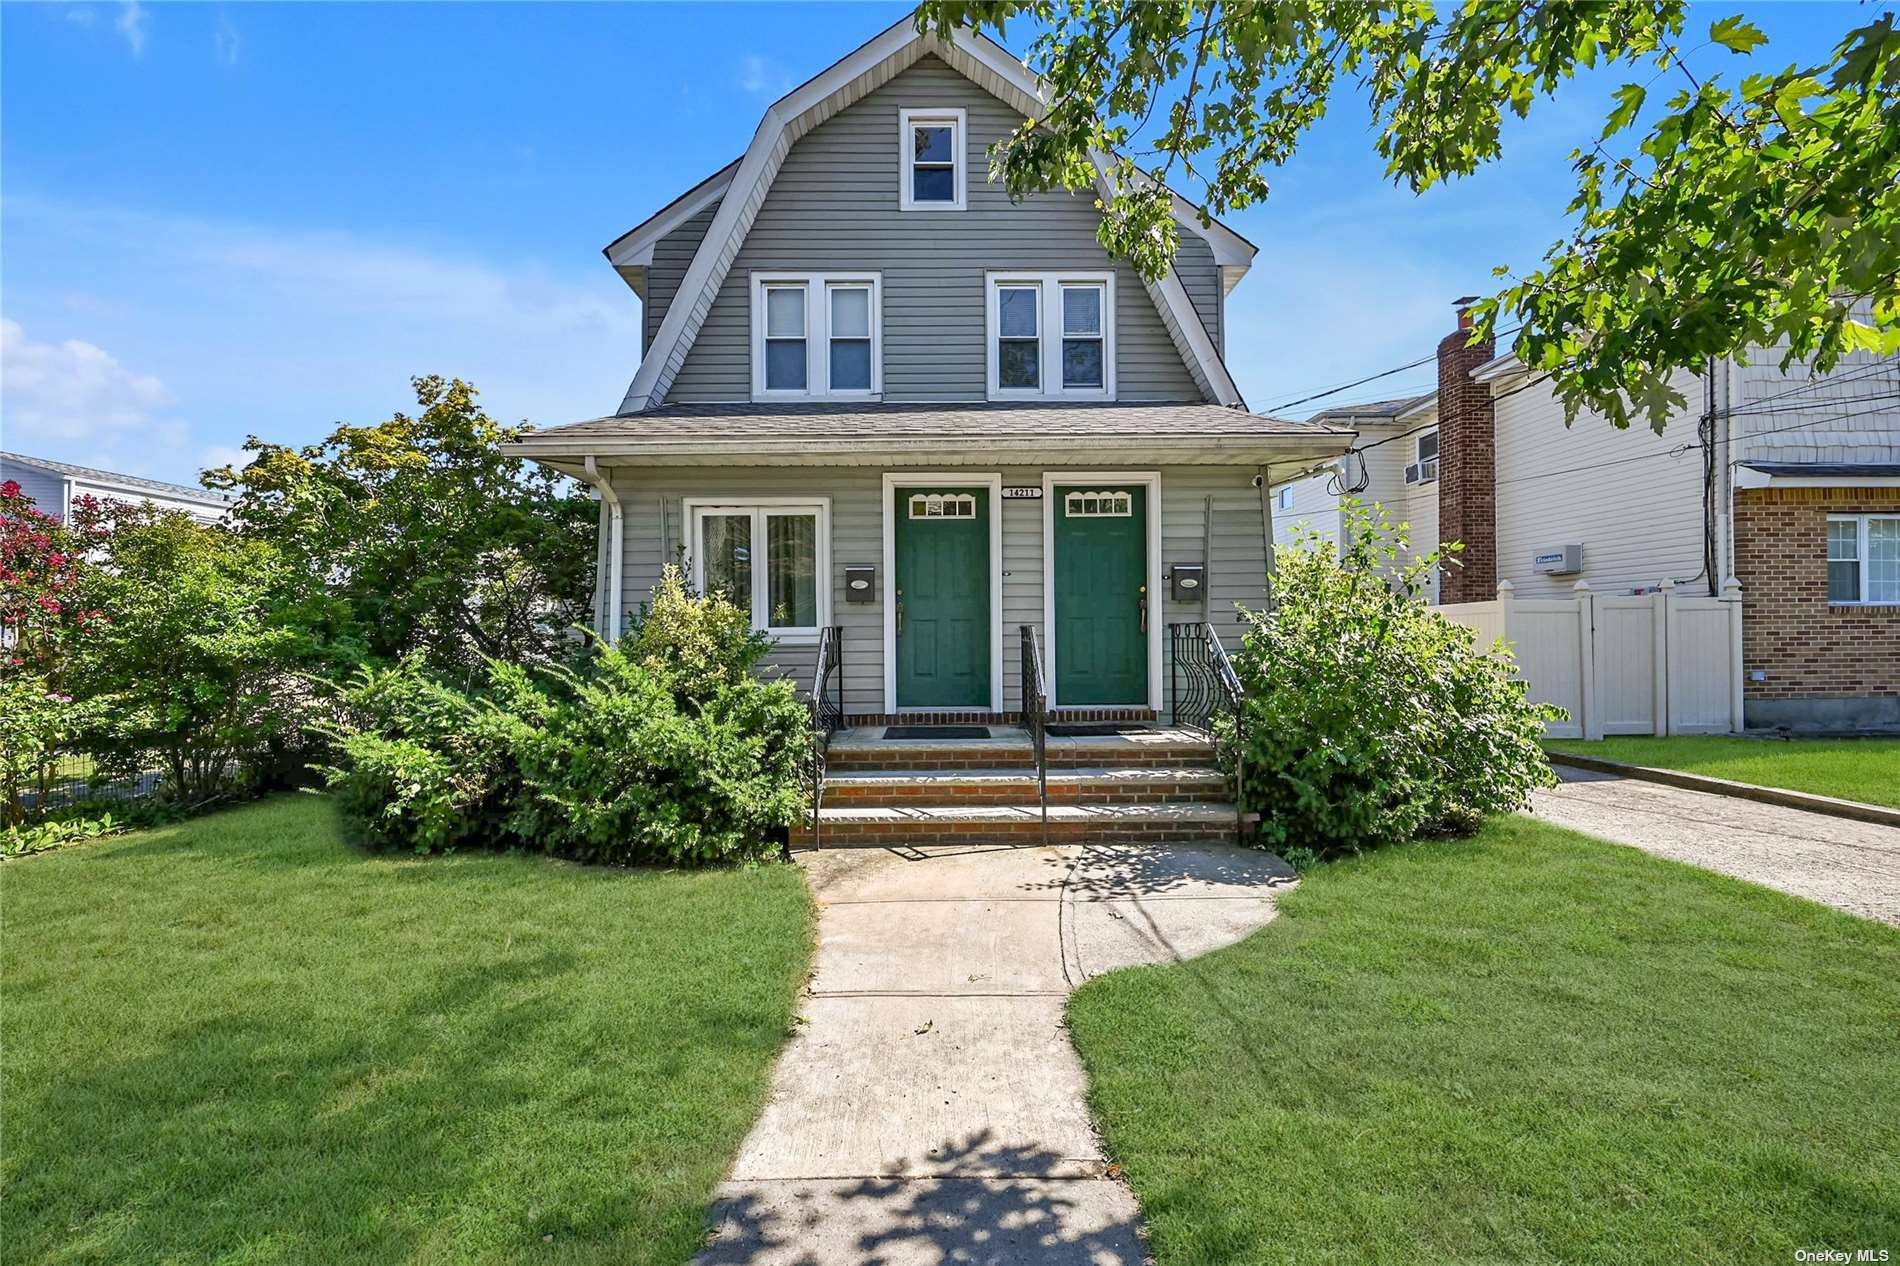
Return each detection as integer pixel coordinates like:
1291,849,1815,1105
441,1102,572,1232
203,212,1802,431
898,108,965,210
687,499,831,639
985,272,1116,400
751,273,881,400
1828,514,1900,604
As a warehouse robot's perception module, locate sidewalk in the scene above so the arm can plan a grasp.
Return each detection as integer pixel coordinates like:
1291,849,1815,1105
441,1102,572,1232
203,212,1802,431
696,842,1295,1264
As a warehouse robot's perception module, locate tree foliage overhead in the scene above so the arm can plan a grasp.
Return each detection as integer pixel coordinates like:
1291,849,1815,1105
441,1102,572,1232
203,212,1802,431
205,376,596,677
916,0,1900,430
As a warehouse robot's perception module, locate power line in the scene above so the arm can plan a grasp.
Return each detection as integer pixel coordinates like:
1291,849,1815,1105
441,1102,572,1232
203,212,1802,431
1266,325,1522,414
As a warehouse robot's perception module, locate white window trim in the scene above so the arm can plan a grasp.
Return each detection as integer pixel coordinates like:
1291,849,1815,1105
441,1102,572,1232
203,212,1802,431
1416,428,1440,464
898,107,967,212
750,272,883,402
984,271,1117,401
1827,512,1900,606
684,497,832,641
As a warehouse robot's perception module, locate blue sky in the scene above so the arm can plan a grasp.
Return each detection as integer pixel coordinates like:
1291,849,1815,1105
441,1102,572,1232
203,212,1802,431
0,1,1869,486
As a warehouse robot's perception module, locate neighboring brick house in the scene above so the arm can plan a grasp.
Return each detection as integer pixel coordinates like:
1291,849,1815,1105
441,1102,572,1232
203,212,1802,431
1275,302,1900,731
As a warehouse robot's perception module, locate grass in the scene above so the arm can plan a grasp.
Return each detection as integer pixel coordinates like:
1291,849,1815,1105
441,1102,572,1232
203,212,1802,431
1545,735,1900,808
1,795,813,1266
1067,817,1900,1265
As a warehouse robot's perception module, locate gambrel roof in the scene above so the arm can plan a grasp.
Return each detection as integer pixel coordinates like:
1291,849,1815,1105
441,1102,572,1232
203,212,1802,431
608,16,1256,415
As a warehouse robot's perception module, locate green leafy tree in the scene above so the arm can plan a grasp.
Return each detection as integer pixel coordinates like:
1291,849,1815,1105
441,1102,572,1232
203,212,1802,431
917,1,1900,430
69,505,306,804
204,375,596,677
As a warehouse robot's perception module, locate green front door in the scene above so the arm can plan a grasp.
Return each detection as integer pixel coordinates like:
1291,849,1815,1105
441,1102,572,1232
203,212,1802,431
1053,484,1148,705
894,487,990,708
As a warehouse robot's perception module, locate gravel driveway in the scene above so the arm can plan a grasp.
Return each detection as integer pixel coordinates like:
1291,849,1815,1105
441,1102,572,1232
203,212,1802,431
1535,765,1900,927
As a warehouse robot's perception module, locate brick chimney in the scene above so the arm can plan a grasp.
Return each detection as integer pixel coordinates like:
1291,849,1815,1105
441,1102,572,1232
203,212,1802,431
1436,298,1498,602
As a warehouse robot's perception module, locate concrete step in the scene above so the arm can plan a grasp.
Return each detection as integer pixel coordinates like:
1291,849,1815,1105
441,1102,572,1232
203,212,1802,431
822,766,1231,808
823,725,1217,773
788,801,1242,848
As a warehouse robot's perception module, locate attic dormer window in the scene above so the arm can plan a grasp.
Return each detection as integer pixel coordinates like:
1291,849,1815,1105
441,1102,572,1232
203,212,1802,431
899,108,965,211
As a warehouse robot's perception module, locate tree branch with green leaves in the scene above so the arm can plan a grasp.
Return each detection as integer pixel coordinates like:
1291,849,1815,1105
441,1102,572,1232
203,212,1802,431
917,0,1900,431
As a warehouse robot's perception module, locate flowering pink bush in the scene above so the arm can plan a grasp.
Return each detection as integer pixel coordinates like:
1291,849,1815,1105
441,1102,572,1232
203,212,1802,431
1,481,111,674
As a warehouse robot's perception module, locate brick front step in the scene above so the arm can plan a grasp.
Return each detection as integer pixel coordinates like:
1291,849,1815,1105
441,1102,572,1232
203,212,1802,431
823,726,1217,774
822,766,1230,808
789,801,1241,848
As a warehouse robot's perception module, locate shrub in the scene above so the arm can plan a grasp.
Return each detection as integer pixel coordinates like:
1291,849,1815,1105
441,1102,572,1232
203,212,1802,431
1232,504,1562,856
626,565,771,704
0,675,106,827
68,504,307,805
509,647,810,866
320,595,810,865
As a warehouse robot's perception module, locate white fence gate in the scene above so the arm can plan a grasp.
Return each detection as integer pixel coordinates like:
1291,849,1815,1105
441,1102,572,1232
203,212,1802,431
1438,578,1744,739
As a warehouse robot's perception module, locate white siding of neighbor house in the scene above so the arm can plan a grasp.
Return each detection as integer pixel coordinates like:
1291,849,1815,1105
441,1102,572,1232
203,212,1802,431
1492,366,1708,599
602,463,1270,716
1270,410,1442,599
663,57,1217,405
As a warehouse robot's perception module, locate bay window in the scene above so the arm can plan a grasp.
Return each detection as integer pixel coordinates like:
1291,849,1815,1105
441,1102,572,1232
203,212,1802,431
687,500,831,638
985,272,1116,400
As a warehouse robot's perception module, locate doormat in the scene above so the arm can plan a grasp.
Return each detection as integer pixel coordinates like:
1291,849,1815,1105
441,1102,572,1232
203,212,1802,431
883,725,991,740
1046,723,1150,737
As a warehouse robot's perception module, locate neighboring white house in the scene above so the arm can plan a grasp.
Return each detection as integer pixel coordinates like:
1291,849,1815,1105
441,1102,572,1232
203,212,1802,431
1273,393,1442,602
1,451,234,523
1274,302,1900,731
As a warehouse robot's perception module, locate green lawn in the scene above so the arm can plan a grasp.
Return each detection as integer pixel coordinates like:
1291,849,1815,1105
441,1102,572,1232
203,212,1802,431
1068,817,1900,1265
1546,735,1900,809
1,795,813,1266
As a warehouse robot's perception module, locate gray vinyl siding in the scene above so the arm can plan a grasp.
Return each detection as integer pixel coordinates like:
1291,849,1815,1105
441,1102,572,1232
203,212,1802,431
644,201,721,356
665,57,1216,405
1174,233,1220,356
602,462,1270,718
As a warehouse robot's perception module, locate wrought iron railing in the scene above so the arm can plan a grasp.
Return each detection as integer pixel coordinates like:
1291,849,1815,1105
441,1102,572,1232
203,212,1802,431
1168,621,1247,845
1019,624,1050,845
806,625,844,848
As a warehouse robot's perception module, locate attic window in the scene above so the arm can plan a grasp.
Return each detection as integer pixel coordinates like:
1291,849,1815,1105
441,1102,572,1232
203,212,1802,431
899,108,966,211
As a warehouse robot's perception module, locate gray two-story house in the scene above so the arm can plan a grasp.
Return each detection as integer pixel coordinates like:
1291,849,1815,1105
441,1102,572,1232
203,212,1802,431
509,17,1349,724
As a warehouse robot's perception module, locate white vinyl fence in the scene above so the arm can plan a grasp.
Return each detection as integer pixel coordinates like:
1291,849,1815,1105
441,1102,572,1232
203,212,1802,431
1438,578,1744,739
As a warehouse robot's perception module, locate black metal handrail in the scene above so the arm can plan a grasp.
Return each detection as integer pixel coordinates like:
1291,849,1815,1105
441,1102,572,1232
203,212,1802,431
807,625,843,848
1019,624,1049,845
1168,622,1247,846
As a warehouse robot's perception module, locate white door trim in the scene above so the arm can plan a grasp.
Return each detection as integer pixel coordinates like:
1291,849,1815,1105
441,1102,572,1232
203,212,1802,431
1041,470,1164,712
881,472,1006,715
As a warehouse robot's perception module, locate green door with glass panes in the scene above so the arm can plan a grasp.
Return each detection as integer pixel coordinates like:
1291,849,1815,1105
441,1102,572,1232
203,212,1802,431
1053,485,1147,705
894,487,990,708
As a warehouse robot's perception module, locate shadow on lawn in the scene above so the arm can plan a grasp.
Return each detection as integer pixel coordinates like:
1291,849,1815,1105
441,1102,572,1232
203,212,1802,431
698,1131,1145,1265
6,946,670,1262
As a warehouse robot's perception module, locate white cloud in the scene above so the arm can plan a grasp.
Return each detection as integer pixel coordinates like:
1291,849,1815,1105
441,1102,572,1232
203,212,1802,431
198,443,255,474
0,318,177,446
737,53,792,102
114,0,147,56
213,14,241,65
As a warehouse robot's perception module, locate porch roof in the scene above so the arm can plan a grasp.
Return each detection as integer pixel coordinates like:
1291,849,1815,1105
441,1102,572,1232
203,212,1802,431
504,401,1355,474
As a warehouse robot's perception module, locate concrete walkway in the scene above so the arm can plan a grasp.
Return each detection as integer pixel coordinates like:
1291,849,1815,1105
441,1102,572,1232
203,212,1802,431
1536,765,1900,927
697,843,1295,1265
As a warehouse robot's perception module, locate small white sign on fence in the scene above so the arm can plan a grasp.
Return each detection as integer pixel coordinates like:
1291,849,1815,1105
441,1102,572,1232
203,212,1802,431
1438,577,1744,739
